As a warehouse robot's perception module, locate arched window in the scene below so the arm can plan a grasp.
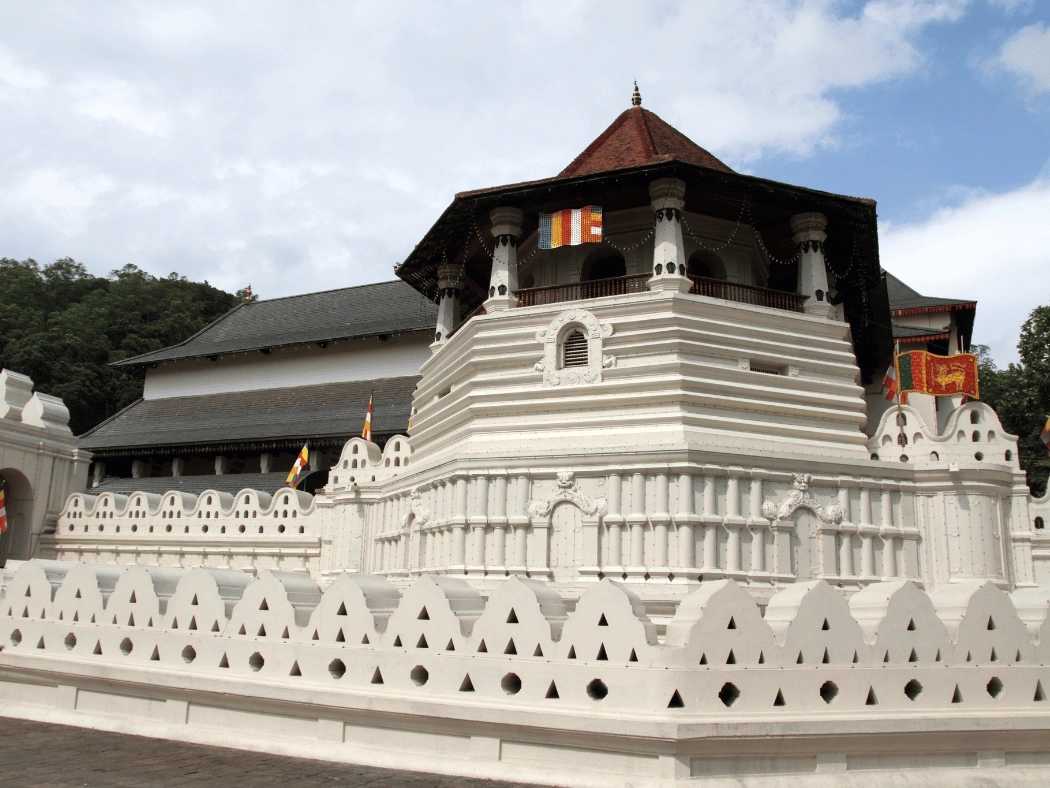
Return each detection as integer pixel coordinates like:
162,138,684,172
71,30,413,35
561,329,588,368
583,253,626,282
687,250,727,280
1036,517,1045,530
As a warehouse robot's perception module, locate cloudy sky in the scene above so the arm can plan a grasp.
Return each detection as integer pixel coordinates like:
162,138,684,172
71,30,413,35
1,1,1048,365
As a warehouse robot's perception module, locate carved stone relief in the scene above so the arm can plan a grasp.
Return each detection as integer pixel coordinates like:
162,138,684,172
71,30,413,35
399,488,432,530
534,309,615,387
761,474,844,525
527,471,608,519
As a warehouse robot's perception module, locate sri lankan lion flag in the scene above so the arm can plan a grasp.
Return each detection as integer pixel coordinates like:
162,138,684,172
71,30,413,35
286,444,309,490
538,206,602,249
895,351,979,400
362,393,373,442
1041,415,1050,457
0,489,7,534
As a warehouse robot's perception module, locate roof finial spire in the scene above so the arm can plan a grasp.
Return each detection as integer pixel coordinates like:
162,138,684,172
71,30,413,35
631,80,642,107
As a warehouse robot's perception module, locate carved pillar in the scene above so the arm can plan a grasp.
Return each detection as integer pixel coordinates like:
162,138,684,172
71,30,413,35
432,262,463,347
490,475,508,574
880,489,897,578
486,207,523,312
675,473,700,581
790,212,835,319
605,473,625,573
626,472,647,578
701,475,720,574
450,476,468,570
650,473,671,581
647,178,692,294
723,472,746,576
747,477,766,577
172,458,185,478
468,476,488,576
859,487,876,579
509,474,530,575
838,486,854,579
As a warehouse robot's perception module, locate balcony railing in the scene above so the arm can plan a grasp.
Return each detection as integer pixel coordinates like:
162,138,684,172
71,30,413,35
514,273,651,307
510,273,805,313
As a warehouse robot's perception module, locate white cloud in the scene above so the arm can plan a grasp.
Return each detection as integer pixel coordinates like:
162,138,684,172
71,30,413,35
880,175,1050,367
0,1,974,302
994,22,1050,95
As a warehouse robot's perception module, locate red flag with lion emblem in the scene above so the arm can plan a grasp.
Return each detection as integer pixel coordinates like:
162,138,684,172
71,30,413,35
895,351,979,399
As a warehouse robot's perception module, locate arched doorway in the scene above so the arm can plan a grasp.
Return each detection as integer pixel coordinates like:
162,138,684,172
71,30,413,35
0,468,33,566
583,251,626,281
687,250,727,280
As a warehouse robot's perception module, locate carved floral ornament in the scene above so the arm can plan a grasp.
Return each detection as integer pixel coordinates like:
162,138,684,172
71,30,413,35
534,308,615,387
761,473,844,525
527,471,608,519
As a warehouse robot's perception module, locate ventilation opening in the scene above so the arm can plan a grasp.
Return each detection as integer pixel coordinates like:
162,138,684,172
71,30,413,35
668,690,685,708
586,678,608,700
219,653,230,668
718,682,740,707
951,685,963,703
371,667,384,684
506,609,518,624
289,661,301,676
410,665,429,686
64,633,76,650
987,677,1003,698
328,659,346,679
181,645,196,663
904,679,922,700
545,681,559,699
249,652,264,672
562,330,588,368
459,674,475,692
819,681,838,704
1035,681,1045,701
119,638,133,655
773,690,786,707
501,673,522,695
865,687,878,706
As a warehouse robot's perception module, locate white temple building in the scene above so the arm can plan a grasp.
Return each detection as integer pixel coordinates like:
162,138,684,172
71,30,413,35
2,94,1050,786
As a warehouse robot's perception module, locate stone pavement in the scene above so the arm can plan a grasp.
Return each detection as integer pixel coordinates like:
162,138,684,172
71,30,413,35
0,718,542,787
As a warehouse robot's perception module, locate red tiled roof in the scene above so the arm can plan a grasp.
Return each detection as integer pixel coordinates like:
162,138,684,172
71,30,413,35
558,107,733,179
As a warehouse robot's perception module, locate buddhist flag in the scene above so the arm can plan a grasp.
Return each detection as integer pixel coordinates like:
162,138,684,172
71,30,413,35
896,351,979,399
1041,416,1050,457
0,489,6,534
362,393,373,442
883,363,898,403
286,444,309,490
538,206,602,249
407,405,416,432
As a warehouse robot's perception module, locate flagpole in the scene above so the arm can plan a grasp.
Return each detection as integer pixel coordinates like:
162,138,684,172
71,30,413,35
894,341,906,455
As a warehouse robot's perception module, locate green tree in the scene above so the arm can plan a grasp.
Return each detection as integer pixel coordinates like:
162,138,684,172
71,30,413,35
973,305,1050,497
0,258,238,435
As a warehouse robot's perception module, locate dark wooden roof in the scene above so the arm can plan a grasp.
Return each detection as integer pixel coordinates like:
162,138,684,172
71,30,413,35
89,473,299,497
80,376,417,455
885,272,976,315
117,280,437,367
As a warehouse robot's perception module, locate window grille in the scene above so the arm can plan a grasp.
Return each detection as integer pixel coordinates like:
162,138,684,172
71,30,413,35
562,330,588,368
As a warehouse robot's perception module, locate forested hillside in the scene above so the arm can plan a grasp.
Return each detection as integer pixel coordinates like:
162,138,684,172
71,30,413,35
0,258,238,435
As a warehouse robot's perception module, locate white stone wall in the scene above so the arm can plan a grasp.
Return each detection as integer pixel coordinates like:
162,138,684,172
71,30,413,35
142,331,431,399
1,560,1049,786
0,370,90,563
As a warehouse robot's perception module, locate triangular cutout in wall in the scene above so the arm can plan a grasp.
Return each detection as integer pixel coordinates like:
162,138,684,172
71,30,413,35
371,667,384,684
727,617,736,630
219,653,229,668
545,681,559,699
477,639,487,653
336,629,345,643
416,634,428,649
952,685,963,703
417,607,429,621
289,661,301,676
534,644,544,657
598,613,609,627
1035,681,1046,702
667,690,685,708
151,646,160,661
865,687,878,706
506,609,518,624
459,674,475,692
726,649,736,664
259,599,268,611
504,639,516,655
337,602,347,616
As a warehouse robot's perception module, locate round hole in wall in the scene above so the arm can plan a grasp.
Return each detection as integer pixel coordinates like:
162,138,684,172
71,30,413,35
717,682,739,707
1005,450,1013,461
587,678,609,701
870,453,879,460
299,526,305,534
329,659,346,679
501,673,522,695
184,526,189,533
410,665,429,686
278,525,285,533
903,679,922,700
221,526,226,534
64,633,76,650
149,526,154,533
987,677,1003,698
249,652,264,672
899,455,909,463
98,524,104,532
202,525,208,534
119,638,133,655
182,645,196,663
819,681,838,704
10,629,22,646
238,524,245,533
165,525,172,533
974,452,984,461
259,526,264,534
68,525,74,532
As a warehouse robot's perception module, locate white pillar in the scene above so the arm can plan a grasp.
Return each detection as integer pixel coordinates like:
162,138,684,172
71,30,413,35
131,459,146,479
486,207,523,312
701,475,719,572
214,456,229,475
790,212,835,319
432,263,463,347
509,475,530,575
172,458,185,477
260,453,273,474
627,473,647,578
91,461,106,487
647,178,692,293
451,476,468,570
748,477,766,576
651,473,670,579
675,473,700,579
606,473,624,571
859,487,876,579
469,476,489,575
880,489,897,578
491,475,508,573
838,487,854,579
724,474,743,574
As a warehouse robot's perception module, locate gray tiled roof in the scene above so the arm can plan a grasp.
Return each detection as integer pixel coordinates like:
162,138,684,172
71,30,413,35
80,376,418,452
891,321,949,340
117,280,437,366
885,272,974,314
89,473,298,497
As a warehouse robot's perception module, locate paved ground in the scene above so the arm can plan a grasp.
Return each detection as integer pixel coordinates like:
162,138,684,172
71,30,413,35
0,718,541,787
